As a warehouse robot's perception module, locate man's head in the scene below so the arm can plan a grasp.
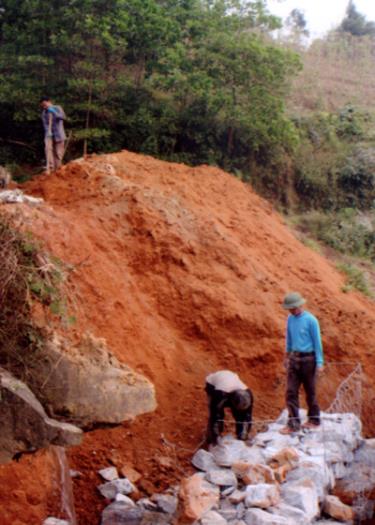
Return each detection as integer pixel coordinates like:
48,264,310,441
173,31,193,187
282,292,305,316
40,97,52,110
230,389,252,411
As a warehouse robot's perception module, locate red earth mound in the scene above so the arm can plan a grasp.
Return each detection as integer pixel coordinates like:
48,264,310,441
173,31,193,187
1,150,375,524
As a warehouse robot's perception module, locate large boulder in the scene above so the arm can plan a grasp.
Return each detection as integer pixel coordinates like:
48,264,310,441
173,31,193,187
280,480,319,521
32,333,156,427
0,368,82,463
179,473,220,521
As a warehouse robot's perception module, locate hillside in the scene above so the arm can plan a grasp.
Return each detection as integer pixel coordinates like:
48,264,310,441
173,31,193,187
287,35,375,114
1,150,375,524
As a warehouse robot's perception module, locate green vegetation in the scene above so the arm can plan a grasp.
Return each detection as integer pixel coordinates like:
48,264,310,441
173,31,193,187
291,209,375,261
0,0,300,173
0,214,70,380
337,263,372,297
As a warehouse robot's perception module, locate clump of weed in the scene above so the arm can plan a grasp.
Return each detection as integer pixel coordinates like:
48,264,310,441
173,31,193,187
337,263,372,297
0,213,71,382
292,209,375,261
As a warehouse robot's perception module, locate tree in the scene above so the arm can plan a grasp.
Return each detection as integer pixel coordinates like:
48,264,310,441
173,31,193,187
150,0,301,166
339,1,375,37
286,8,309,39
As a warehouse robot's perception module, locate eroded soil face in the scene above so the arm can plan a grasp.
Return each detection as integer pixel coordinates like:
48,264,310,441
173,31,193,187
1,151,375,524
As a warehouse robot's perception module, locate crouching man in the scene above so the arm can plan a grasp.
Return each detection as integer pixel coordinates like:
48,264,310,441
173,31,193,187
205,370,253,445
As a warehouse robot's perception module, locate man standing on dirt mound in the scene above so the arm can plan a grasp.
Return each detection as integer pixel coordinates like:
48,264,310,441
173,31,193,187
205,370,253,445
40,96,66,173
280,292,324,434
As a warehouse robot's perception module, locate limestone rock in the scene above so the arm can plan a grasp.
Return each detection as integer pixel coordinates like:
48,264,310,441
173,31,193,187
210,436,247,467
33,333,156,427
0,367,82,463
244,508,288,525
101,502,143,524
240,446,265,464
137,498,158,511
120,464,142,483
331,462,347,480
267,447,299,469
232,462,276,485
286,463,333,502
179,473,220,520
268,502,310,525
228,490,246,504
140,510,171,524
323,495,354,522
244,484,280,509
201,510,228,525
115,494,136,505
218,499,238,521
151,493,178,515
99,467,119,481
192,449,217,472
98,478,135,499
206,469,238,488
281,481,319,521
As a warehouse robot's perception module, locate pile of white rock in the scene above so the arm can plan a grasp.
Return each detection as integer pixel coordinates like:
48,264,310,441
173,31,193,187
181,410,362,524
98,465,178,525
95,410,373,525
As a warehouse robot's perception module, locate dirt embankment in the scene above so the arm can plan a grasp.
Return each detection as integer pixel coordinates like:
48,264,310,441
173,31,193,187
1,150,375,524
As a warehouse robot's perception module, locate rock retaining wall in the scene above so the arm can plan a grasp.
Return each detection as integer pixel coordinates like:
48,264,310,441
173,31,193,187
97,410,375,524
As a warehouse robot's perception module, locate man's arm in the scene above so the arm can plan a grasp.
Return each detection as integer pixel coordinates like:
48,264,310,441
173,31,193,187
310,317,324,368
47,111,53,138
284,318,292,368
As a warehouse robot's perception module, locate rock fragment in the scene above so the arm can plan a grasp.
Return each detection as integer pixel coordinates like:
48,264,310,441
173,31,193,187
323,495,354,522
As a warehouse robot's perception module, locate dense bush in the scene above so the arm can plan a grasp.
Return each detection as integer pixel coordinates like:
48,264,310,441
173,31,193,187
291,107,375,211
0,214,69,381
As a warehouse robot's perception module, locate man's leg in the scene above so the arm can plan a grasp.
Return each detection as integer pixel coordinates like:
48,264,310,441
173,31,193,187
230,389,253,440
53,140,65,170
44,138,54,173
301,358,320,426
285,358,302,430
206,385,226,445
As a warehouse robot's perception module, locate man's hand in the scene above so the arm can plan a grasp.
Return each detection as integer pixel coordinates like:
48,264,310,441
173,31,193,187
317,366,325,374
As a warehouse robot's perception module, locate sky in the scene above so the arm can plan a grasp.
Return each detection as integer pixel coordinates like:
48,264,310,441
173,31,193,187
266,0,375,38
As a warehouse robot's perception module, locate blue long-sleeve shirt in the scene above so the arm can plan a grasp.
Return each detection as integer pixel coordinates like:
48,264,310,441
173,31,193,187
286,310,324,367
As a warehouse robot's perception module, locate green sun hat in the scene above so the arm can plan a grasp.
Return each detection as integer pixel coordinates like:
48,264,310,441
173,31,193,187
282,292,306,310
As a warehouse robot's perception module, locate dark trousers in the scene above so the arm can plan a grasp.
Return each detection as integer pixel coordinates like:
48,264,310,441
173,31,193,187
205,384,253,445
286,354,320,430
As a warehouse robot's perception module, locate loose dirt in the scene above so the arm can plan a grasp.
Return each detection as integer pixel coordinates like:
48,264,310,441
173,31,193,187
1,150,375,524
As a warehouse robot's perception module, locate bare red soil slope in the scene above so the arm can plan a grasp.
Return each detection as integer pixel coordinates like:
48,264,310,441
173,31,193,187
1,150,375,524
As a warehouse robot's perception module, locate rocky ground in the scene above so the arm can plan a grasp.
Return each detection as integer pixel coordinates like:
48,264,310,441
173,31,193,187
1,151,375,524
44,410,375,524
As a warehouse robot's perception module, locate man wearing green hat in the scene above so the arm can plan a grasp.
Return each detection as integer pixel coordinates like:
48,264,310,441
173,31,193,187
280,292,324,434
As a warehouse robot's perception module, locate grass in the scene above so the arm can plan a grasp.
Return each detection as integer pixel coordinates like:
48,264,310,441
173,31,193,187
337,263,372,297
0,213,73,384
285,210,375,299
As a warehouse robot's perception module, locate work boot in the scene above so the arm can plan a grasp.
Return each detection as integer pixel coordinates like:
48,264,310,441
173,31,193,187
302,421,320,430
